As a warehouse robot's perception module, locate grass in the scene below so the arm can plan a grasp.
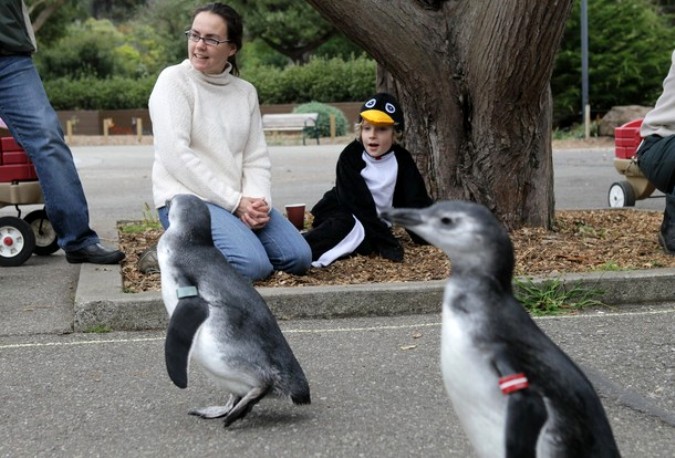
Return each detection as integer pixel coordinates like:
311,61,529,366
83,324,112,333
552,121,600,140
514,277,606,316
595,260,622,272
119,203,162,234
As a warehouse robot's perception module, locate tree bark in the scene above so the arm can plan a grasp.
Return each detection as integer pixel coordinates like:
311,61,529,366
305,0,573,229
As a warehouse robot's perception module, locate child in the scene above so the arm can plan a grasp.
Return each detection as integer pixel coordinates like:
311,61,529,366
303,93,433,267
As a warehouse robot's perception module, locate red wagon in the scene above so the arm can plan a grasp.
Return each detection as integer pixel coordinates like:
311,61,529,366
608,119,657,207
0,126,59,266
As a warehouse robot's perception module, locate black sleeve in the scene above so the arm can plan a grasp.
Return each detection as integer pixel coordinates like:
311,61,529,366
392,145,434,245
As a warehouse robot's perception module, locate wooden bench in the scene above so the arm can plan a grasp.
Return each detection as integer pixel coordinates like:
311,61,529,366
262,112,320,145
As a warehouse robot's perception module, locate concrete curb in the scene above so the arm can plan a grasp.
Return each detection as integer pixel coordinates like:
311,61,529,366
73,264,675,332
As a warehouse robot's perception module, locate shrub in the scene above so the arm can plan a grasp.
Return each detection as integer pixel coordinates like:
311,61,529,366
43,76,156,110
243,55,375,104
552,0,675,126
294,102,349,138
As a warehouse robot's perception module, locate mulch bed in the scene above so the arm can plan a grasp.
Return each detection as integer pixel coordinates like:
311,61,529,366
119,209,674,293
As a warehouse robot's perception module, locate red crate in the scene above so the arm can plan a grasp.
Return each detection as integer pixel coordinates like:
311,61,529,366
0,136,22,152
614,119,643,159
0,164,38,182
2,151,30,165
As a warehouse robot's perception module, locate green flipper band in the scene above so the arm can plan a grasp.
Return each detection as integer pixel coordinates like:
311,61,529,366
176,286,199,299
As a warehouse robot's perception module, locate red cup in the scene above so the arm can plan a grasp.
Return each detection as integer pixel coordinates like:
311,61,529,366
285,203,305,230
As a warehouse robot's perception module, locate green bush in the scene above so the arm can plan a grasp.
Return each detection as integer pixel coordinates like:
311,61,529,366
243,55,375,104
294,102,349,138
43,76,156,110
40,55,374,110
552,0,675,126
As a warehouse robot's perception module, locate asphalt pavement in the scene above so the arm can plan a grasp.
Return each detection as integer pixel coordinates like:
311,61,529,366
0,141,673,456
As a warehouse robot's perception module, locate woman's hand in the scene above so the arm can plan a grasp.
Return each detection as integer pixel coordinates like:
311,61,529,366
236,197,270,230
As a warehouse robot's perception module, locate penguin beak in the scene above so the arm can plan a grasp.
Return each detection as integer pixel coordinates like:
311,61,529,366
381,208,424,228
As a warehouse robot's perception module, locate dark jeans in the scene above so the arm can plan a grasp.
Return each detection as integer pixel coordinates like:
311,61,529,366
636,134,675,195
0,55,99,251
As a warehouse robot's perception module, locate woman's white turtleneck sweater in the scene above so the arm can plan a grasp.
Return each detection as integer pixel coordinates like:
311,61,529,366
149,59,271,212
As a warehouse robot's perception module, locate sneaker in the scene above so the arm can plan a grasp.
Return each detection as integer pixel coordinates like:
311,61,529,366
66,243,126,264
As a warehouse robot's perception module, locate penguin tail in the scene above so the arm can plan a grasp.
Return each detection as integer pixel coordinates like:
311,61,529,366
291,391,311,405
290,377,311,405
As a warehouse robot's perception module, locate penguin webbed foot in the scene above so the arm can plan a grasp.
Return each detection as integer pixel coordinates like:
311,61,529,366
189,394,240,419
221,386,270,427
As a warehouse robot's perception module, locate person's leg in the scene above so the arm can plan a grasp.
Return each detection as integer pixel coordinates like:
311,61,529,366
660,193,675,254
256,208,311,274
206,203,274,281
303,211,356,261
0,56,97,251
637,135,675,254
637,135,675,194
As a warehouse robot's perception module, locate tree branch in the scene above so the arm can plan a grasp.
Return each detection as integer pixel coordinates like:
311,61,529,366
30,0,67,34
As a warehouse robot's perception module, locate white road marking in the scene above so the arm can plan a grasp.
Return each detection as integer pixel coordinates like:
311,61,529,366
0,307,672,350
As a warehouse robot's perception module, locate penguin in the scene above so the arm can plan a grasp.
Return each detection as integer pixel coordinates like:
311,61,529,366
381,200,620,458
157,194,310,427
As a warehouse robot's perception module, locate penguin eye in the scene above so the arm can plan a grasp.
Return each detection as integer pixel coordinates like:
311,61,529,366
440,216,454,226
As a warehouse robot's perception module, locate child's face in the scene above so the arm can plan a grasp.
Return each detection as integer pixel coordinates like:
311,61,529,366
361,121,395,158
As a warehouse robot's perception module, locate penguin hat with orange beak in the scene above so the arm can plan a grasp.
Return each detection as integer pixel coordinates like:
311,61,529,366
359,92,405,133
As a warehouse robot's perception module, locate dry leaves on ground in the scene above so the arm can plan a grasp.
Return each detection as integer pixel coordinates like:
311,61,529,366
119,209,674,293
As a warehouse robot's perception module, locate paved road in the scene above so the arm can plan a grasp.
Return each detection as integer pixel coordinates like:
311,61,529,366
1,307,673,457
0,143,673,456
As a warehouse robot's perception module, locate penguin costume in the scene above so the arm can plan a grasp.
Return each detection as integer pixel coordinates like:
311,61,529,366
303,93,433,267
158,194,310,427
381,201,620,458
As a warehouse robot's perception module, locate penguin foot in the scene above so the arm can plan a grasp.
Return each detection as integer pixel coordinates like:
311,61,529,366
189,394,240,419
222,386,270,427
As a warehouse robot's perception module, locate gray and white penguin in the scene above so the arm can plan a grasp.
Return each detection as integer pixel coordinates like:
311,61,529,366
157,194,310,427
381,200,620,458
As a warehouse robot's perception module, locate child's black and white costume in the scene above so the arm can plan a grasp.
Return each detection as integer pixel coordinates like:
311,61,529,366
303,139,433,266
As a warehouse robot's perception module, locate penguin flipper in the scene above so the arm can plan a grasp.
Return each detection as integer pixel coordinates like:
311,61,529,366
493,355,548,458
504,389,547,458
165,296,209,389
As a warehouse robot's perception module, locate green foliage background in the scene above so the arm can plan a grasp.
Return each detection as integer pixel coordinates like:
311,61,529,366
29,0,675,128
552,0,675,125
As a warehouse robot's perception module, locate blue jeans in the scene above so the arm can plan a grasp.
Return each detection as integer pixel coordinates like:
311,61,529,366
158,203,311,282
0,55,98,251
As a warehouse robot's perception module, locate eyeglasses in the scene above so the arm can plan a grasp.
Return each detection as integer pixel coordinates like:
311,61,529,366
184,30,231,46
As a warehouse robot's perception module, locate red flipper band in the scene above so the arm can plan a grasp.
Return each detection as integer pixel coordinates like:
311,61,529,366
499,373,529,394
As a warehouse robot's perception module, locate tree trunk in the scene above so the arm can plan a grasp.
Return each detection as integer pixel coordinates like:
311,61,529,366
305,0,573,229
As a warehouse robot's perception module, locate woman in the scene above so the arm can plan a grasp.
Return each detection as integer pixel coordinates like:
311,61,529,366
148,2,311,281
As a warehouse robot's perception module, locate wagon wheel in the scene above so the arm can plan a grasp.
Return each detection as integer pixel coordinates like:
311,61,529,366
608,181,636,208
0,216,36,266
24,209,60,255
